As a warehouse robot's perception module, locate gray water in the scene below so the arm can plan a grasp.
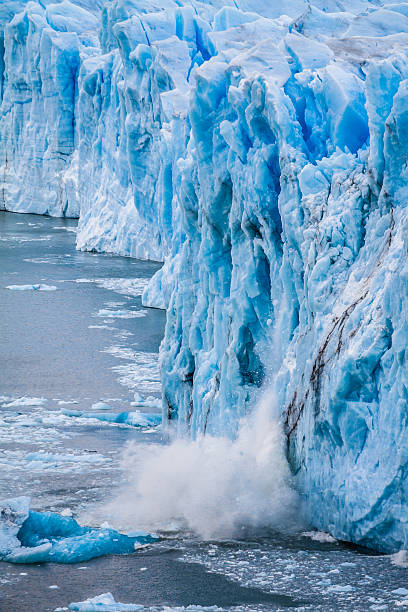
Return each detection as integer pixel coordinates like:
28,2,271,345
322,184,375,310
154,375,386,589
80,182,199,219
0,212,407,612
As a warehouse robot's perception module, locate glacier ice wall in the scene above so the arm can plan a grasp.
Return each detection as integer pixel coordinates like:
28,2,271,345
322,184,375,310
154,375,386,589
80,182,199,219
3,0,408,552
0,1,101,216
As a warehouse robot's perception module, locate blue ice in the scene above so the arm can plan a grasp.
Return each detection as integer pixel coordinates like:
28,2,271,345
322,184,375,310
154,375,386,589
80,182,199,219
0,497,158,564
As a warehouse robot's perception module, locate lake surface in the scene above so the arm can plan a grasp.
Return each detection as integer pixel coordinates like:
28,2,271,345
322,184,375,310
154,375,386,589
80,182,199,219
1,212,407,612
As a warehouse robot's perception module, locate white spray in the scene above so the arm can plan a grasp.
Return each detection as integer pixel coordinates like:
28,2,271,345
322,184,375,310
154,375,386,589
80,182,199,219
102,392,301,539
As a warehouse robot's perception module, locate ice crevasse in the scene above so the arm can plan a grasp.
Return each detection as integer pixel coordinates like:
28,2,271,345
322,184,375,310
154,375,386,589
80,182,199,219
2,0,408,553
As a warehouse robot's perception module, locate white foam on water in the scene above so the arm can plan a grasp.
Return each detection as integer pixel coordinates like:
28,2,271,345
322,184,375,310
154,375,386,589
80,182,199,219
390,551,408,568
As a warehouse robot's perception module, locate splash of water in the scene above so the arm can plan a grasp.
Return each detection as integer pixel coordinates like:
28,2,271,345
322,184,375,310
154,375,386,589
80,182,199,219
102,393,301,540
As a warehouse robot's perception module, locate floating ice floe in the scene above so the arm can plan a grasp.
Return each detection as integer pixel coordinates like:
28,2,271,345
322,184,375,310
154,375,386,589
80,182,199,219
0,236,51,243
103,349,160,394
0,449,112,474
392,588,408,597
67,595,223,612
327,585,355,593
68,593,143,611
6,284,57,291
96,309,147,319
0,497,158,564
1,396,48,407
61,409,161,428
131,393,161,411
76,278,150,297
52,226,77,233
90,401,113,411
23,451,109,466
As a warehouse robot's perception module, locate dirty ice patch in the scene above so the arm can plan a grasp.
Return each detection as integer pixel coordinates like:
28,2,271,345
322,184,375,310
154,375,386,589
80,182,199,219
68,592,143,611
0,497,158,565
96,309,147,319
1,396,47,408
61,409,161,428
75,278,150,297
6,284,57,291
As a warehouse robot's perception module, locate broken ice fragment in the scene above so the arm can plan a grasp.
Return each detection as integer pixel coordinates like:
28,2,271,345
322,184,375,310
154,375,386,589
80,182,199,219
0,497,158,565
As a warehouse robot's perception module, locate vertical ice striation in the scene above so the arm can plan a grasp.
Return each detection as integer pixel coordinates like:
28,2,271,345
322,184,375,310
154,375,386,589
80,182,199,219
0,1,100,216
3,0,408,551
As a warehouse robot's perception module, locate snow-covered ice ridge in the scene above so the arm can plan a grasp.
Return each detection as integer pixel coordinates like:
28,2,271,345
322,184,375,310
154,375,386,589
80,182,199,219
3,0,408,552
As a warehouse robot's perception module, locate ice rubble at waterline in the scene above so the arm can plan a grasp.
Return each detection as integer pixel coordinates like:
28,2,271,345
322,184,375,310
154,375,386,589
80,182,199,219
2,0,408,552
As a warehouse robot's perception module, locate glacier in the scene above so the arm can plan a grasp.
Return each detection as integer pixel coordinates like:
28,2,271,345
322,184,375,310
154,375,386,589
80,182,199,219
2,0,408,553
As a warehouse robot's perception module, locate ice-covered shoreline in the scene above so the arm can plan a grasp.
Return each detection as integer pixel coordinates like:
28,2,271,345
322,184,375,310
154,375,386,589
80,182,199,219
2,0,408,552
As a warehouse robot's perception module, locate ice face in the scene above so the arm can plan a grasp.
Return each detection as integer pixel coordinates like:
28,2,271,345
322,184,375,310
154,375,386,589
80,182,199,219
3,0,408,552
0,497,158,564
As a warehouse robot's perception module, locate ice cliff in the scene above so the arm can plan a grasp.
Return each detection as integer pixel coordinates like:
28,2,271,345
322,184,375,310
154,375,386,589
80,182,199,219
2,0,408,553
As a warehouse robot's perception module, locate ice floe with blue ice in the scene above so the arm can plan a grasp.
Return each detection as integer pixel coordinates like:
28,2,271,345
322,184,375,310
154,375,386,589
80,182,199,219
6,284,57,291
0,497,158,565
68,593,143,611
61,409,161,428
67,594,224,612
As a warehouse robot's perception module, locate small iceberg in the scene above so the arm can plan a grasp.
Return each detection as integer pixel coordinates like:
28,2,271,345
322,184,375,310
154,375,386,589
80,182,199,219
68,593,143,611
90,402,114,411
6,284,57,291
61,409,161,428
1,396,47,407
131,393,161,410
0,497,158,564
